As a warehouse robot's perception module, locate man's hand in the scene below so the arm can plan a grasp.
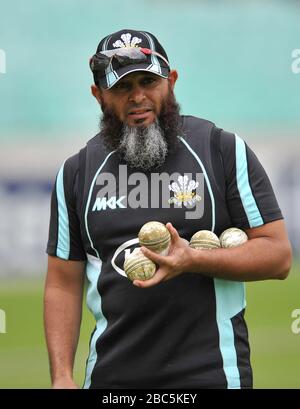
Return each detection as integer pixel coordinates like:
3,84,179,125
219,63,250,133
133,222,192,288
132,220,292,286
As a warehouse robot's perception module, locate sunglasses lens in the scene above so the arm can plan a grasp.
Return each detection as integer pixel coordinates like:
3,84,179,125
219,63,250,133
91,53,110,71
90,48,149,72
114,48,147,66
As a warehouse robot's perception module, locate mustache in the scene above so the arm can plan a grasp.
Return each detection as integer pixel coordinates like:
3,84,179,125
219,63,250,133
126,104,155,115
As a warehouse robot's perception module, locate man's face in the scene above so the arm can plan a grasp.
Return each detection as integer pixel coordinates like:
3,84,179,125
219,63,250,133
91,69,180,171
92,70,178,127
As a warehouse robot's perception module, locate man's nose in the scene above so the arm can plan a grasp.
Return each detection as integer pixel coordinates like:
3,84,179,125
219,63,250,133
128,85,146,104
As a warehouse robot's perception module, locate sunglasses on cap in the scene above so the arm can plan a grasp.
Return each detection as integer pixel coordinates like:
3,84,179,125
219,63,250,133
89,47,170,72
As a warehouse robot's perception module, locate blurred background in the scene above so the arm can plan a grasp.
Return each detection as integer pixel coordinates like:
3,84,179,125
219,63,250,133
0,0,299,388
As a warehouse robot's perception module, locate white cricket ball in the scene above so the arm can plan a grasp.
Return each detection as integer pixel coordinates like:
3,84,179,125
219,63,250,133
124,248,156,281
189,230,221,249
138,221,171,256
219,227,248,248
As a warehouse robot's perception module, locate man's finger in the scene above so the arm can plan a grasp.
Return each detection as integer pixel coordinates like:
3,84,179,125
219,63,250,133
141,246,166,265
133,268,166,288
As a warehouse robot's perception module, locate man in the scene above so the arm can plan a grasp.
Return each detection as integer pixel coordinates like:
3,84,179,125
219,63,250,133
44,29,292,389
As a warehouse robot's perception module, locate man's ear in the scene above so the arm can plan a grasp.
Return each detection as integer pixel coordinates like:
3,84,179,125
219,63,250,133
91,84,103,105
168,70,178,90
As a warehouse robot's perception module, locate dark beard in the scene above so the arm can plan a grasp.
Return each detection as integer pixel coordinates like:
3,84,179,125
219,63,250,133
98,88,182,159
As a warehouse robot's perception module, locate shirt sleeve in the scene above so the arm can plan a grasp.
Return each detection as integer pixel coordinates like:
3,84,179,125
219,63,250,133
220,130,283,229
46,154,87,261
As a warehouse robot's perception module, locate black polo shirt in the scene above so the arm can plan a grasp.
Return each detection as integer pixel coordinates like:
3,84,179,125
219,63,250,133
47,116,282,388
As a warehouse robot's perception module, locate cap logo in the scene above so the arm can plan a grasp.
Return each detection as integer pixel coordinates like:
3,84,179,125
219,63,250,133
113,33,142,49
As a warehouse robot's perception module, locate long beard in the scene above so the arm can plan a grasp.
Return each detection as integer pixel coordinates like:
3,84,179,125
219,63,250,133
99,89,182,171
118,121,168,171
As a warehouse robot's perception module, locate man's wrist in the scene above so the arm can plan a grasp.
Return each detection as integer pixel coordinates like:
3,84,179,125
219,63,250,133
52,376,78,389
185,246,202,273
51,370,74,384
185,246,217,275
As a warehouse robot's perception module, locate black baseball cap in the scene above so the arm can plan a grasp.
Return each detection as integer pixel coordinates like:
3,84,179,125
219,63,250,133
91,29,170,89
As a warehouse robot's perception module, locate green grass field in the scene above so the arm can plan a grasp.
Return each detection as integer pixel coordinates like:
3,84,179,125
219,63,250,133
0,262,299,389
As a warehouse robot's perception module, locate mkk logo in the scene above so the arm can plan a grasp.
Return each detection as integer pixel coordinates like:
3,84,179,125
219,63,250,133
92,196,126,211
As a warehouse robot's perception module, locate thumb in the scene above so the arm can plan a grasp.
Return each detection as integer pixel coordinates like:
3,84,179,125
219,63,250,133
166,222,180,244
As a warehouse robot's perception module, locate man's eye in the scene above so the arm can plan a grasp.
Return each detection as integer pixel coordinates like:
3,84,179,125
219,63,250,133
113,82,130,91
143,77,156,85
